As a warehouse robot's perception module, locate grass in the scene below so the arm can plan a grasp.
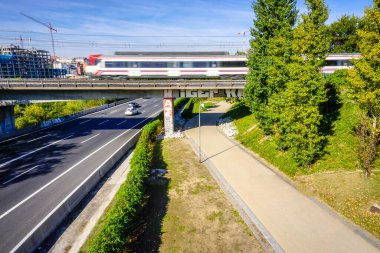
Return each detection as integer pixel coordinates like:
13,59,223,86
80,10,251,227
225,97,380,240
182,98,223,120
125,138,264,253
295,171,380,239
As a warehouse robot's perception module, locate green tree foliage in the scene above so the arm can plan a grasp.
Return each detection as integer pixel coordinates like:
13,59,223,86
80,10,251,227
347,0,380,176
15,100,109,129
245,0,297,134
281,0,329,166
327,15,362,53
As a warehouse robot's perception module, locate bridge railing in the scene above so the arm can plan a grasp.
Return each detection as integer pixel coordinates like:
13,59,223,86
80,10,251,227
0,79,246,89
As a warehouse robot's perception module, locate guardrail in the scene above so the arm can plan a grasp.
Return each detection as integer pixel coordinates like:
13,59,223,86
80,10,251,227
0,79,246,89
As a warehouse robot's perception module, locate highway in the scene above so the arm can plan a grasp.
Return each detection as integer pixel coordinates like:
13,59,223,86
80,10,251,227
0,98,163,253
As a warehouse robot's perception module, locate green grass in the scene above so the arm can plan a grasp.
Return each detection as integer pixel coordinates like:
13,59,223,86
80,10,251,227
226,97,380,240
181,98,221,120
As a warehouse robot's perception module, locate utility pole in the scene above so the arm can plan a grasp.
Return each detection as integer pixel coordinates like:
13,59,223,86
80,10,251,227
199,102,204,162
20,12,57,62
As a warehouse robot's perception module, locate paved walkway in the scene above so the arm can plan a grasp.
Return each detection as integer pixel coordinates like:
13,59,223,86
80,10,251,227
184,101,380,253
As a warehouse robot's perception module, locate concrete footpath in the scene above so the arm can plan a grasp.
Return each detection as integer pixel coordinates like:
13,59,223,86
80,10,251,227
184,101,380,253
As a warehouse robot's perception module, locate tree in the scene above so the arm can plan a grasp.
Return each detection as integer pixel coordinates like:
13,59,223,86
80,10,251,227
347,0,380,176
281,0,329,166
327,15,362,53
245,0,297,134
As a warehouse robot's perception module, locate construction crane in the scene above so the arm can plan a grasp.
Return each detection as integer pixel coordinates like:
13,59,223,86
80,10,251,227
20,12,57,62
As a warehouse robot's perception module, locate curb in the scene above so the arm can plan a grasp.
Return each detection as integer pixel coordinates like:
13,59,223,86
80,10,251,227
183,114,282,253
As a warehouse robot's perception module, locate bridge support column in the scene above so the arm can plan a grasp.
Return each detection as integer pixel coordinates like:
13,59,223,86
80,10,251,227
163,90,174,136
0,105,16,134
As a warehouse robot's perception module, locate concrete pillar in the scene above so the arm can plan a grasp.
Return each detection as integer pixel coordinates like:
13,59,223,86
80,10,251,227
0,105,16,134
163,90,174,136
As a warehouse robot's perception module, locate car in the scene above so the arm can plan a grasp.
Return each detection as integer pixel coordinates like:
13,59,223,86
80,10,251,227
127,102,139,108
125,107,138,115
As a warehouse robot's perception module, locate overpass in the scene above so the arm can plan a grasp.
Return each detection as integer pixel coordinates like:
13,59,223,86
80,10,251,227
0,79,245,135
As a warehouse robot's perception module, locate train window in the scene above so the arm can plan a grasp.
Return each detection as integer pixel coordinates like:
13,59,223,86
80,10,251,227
127,62,139,68
325,60,338,66
105,61,127,68
140,62,168,68
192,62,208,68
168,62,179,68
220,61,246,67
340,60,353,66
180,62,193,68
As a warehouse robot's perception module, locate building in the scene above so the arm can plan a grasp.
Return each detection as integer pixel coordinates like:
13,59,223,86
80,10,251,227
0,45,66,78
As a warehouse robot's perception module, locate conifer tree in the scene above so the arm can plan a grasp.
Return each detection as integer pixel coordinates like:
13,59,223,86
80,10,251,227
348,0,380,176
281,0,329,166
245,0,297,134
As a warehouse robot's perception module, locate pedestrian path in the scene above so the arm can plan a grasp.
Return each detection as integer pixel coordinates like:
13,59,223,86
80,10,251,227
184,101,380,253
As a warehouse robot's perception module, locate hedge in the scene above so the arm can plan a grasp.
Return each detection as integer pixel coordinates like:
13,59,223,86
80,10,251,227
85,98,187,252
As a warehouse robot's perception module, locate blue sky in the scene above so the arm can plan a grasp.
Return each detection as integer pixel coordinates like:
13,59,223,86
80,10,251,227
0,0,374,58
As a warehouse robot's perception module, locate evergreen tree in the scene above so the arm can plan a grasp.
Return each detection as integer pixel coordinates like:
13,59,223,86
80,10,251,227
347,0,380,176
327,15,362,53
281,0,329,166
245,0,297,134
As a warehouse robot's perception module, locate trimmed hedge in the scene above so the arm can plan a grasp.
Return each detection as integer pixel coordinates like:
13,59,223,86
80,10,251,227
85,98,187,253
87,120,161,252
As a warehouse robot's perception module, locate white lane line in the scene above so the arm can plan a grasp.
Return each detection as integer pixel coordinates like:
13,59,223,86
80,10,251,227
153,104,159,107
26,134,51,143
8,112,157,253
79,119,92,125
98,120,109,126
141,111,146,113
80,133,101,144
116,120,127,126
109,110,118,114
0,134,74,169
0,111,160,222
3,165,39,185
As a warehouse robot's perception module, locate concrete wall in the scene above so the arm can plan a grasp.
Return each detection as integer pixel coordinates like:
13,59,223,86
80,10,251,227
0,105,15,134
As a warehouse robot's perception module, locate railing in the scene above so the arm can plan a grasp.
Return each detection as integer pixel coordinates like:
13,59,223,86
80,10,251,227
0,79,246,89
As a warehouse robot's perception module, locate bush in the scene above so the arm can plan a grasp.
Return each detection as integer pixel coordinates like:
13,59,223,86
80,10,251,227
87,120,161,252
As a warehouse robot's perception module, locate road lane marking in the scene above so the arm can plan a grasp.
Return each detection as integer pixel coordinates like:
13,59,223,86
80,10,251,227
79,119,92,125
109,110,118,114
116,120,127,126
3,165,39,185
81,133,101,144
0,134,74,169
141,110,146,113
98,120,109,125
153,104,159,107
0,111,160,223
26,134,51,143
7,112,157,253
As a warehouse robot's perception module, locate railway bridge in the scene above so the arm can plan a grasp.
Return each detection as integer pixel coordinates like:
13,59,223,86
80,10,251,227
0,79,245,136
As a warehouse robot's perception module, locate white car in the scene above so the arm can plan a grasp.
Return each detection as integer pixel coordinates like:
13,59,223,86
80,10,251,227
125,107,138,115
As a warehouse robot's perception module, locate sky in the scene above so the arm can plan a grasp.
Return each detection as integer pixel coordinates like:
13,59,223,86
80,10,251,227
0,0,374,58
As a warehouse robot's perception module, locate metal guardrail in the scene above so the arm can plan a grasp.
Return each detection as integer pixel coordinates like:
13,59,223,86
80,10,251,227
0,79,246,89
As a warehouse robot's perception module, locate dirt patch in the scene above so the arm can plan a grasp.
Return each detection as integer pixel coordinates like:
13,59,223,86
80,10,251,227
125,138,263,252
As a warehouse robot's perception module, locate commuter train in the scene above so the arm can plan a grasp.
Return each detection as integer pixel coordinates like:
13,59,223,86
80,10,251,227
85,52,360,79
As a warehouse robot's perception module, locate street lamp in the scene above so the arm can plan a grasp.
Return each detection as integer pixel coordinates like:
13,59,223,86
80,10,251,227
199,102,204,162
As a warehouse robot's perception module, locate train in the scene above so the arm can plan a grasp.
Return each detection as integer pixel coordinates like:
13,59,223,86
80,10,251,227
84,52,361,79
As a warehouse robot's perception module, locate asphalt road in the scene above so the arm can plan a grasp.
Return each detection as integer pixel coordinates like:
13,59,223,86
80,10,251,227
0,98,163,253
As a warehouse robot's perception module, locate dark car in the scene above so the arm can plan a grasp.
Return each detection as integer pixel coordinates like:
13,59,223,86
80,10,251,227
127,102,139,108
